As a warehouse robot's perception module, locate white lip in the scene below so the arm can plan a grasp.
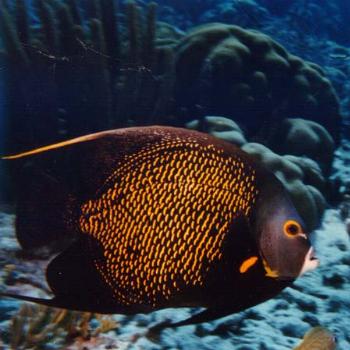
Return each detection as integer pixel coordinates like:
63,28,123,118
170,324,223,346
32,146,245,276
299,247,319,276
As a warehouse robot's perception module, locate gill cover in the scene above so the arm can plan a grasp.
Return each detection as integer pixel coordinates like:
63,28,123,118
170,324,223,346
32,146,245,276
254,183,318,280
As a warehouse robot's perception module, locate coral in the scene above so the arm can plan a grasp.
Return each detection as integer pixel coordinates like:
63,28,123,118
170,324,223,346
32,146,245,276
0,264,16,286
0,0,178,154
174,23,340,140
15,0,30,45
0,4,29,66
0,0,181,210
241,142,326,230
268,118,335,173
36,0,59,54
186,116,247,146
156,21,185,47
6,304,118,350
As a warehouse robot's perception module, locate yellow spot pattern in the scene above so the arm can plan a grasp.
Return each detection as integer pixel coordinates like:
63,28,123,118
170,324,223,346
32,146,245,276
79,137,259,307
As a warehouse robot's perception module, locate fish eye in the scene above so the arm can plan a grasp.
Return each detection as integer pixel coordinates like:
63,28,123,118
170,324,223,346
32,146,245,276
283,220,302,237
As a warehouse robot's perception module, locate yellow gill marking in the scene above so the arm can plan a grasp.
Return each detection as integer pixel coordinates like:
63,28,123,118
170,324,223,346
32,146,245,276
262,259,279,278
239,256,259,274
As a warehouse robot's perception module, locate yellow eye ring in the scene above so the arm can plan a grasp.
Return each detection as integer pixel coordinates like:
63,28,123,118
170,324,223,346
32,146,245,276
283,220,302,237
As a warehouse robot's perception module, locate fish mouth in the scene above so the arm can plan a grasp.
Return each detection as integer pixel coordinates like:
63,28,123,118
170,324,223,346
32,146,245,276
298,247,319,277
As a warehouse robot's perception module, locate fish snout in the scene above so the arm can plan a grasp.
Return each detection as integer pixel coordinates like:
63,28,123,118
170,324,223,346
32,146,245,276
298,247,319,276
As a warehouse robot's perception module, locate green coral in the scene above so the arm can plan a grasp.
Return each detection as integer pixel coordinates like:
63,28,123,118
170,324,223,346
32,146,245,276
15,0,30,45
268,118,335,173
0,0,183,209
156,21,185,48
36,0,59,54
0,0,178,154
0,3,29,66
174,23,340,139
186,116,247,146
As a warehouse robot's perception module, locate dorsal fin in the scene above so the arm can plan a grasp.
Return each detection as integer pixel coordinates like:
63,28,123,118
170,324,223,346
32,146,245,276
2,130,116,160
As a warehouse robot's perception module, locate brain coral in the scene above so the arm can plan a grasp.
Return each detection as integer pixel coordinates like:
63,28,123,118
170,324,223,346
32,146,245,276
185,115,247,145
268,118,335,173
174,23,340,139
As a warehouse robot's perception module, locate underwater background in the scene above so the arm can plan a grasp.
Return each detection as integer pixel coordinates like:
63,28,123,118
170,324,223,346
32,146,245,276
0,0,349,349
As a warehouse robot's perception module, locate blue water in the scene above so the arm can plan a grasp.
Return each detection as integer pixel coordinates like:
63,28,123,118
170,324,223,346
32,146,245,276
0,1,349,349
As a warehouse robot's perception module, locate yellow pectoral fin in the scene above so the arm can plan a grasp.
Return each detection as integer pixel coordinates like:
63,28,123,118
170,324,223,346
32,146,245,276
2,130,115,160
239,256,259,274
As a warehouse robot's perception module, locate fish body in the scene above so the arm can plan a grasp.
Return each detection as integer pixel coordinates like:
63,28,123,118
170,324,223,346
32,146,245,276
1,126,319,325
293,327,337,350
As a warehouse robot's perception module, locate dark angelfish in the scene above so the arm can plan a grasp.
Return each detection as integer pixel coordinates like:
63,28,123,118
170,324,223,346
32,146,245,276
0,126,319,326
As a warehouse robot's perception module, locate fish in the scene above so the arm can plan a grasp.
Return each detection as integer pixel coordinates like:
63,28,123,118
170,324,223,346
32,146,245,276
0,126,319,326
293,327,337,350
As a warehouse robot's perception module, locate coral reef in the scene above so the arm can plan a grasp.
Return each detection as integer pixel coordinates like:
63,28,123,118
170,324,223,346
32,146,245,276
186,115,247,146
0,0,180,207
268,118,335,173
0,3,341,154
174,23,340,139
0,0,177,155
6,303,118,349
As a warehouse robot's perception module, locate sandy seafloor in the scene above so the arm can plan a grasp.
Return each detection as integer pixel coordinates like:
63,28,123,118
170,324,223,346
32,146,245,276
0,209,349,349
